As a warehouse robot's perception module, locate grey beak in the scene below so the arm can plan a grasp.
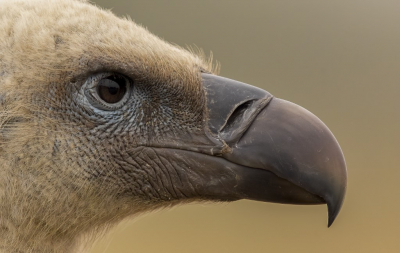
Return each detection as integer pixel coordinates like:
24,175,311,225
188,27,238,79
202,74,347,227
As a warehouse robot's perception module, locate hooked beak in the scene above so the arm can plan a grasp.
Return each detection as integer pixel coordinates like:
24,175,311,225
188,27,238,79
146,73,346,227
200,74,347,227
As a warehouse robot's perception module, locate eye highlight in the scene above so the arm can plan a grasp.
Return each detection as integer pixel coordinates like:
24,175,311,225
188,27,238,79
84,73,132,111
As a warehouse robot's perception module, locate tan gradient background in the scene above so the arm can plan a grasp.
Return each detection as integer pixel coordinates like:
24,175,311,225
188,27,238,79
90,1,400,252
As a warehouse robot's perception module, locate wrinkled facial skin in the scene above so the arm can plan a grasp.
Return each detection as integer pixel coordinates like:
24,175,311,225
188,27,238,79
51,72,210,201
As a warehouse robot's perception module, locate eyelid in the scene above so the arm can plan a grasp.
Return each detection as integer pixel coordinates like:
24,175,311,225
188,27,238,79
86,73,109,89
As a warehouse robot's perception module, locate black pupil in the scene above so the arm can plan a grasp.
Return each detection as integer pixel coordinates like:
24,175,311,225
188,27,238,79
97,75,127,104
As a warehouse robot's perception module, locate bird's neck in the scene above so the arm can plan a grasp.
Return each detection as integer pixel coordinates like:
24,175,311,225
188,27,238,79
0,227,82,253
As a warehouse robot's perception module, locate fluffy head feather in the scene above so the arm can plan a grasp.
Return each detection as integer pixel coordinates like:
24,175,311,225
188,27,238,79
0,0,217,252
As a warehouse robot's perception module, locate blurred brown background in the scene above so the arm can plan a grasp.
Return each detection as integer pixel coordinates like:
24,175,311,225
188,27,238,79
90,1,400,252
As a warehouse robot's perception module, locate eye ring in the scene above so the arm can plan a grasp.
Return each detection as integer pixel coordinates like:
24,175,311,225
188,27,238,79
84,72,132,111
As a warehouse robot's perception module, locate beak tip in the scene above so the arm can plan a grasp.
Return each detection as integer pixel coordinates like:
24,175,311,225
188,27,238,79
327,195,345,227
327,213,336,228
327,215,334,228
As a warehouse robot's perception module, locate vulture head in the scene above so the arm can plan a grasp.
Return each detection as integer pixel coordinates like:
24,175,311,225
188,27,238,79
0,0,347,252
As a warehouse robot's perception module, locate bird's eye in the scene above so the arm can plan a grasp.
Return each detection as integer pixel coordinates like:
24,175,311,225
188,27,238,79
97,75,127,104
84,73,132,111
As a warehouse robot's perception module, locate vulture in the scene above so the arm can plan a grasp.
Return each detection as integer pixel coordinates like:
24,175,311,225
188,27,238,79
0,0,347,252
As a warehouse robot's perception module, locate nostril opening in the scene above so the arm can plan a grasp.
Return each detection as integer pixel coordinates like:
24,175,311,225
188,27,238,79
221,100,255,134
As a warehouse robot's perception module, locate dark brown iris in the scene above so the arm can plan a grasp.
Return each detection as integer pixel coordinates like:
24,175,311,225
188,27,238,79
97,75,127,104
